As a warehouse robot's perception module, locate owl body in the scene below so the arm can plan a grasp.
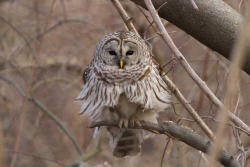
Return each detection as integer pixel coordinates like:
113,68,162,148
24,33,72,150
76,31,170,157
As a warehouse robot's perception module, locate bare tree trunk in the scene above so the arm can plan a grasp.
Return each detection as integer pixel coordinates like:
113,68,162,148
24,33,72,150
131,0,250,76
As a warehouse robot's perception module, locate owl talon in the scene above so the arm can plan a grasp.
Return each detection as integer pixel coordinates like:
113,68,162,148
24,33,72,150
130,119,135,127
119,118,128,128
119,120,123,128
130,118,141,127
135,120,141,127
124,120,128,128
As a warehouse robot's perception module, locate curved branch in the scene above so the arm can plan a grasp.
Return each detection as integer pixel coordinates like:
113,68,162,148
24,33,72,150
9,19,105,60
0,76,82,155
131,0,250,76
88,120,241,167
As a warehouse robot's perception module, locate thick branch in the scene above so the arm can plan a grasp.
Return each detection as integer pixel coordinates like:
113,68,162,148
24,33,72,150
131,0,250,76
88,121,241,167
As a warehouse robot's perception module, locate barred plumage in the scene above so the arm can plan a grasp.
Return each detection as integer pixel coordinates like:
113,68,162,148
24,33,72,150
76,31,171,157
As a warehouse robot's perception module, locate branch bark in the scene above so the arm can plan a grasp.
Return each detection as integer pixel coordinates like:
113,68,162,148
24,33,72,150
88,121,241,167
131,0,250,76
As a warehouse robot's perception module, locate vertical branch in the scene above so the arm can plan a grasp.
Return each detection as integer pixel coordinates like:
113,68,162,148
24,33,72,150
9,0,57,165
0,124,4,167
60,0,68,20
80,130,107,161
209,3,250,166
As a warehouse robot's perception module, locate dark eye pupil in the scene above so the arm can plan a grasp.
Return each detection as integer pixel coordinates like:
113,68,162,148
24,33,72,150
109,50,116,55
126,50,134,55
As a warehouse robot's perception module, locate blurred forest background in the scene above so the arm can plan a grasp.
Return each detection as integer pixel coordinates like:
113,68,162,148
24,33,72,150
0,0,250,167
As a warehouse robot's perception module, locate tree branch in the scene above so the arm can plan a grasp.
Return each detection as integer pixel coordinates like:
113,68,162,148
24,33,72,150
131,0,250,76
0,76,82,155
111,0,138,35
88,120,241,167
143,0,250,136
161,74,215,140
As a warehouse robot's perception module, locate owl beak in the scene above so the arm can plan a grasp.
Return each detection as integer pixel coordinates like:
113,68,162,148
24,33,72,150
120,59,123,68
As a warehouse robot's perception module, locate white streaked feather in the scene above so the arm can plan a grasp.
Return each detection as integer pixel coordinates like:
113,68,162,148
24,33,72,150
76,63,170,122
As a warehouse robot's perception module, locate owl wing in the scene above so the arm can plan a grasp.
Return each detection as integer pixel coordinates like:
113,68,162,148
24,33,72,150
82,61,94,84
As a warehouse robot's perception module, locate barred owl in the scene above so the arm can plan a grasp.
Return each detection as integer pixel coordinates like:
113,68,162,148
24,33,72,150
76,31,170,157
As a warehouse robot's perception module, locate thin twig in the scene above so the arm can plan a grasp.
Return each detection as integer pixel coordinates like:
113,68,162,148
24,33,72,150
0,16,33,53
5,151,67,167
160,138,170,167
30,77,78,94
111,0,138,35
0,76,82,155
189,0,199,11
143,0,250,135
59,0,68,20
179,115,250,136
238,0,243,13
81,130,107,161
156,2,168,12
9,19,104,60
135,5,158,39
71,130,107,166
233,127,246,166
88,120,241,167
0,124,4,167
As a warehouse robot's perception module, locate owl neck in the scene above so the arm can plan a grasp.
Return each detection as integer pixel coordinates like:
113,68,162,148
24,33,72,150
94,59,152,85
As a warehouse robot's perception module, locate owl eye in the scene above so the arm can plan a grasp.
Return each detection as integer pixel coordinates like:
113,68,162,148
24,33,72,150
126,50,134,55
109,50,117,56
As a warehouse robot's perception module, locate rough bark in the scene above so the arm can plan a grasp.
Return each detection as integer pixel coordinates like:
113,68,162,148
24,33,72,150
131,0,250,76
89,121,241,167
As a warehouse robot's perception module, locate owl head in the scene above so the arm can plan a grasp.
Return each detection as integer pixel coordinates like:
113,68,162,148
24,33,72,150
94,31,151,70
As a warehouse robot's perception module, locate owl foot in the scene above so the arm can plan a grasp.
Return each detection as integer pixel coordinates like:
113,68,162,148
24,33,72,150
119,118,128,128
130,118,141,127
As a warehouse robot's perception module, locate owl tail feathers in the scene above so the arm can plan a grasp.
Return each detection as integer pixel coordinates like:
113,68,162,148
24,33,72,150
112,130,141,158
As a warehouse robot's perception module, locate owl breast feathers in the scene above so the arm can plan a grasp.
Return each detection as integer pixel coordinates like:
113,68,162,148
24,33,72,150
76,31,171,157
